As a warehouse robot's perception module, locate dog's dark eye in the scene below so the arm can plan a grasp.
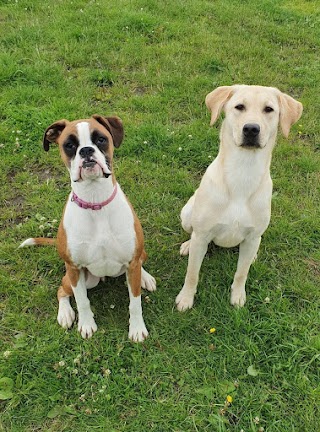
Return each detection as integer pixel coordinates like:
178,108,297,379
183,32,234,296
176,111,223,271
64,141,75,150
63,140,77,157
91,131,108,150
235,104,245,111
63,134,79,157
96,136,107,146
264,106,274,113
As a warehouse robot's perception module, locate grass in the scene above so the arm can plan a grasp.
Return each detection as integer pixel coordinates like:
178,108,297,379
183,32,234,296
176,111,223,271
0,0,319,430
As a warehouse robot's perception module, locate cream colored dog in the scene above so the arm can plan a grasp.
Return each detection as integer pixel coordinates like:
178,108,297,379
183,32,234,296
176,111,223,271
176,85,303,310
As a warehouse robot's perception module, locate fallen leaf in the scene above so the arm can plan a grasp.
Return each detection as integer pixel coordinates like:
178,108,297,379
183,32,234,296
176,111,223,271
0,377,14,400
247,365,259,377
47,405,66,419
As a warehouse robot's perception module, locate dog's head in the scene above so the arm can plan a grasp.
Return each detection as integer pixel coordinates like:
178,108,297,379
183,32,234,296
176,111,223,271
205,85,303,149
43,115,124,182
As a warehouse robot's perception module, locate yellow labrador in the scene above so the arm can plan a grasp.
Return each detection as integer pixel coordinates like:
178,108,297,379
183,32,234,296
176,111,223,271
176,85,303,310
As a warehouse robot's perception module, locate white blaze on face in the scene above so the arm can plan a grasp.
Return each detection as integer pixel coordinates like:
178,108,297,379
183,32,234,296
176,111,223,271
69,122,112,182
77,121,92,147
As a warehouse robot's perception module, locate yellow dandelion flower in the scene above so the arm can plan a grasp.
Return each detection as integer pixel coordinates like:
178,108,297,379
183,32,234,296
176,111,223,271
209,327,216,334
226,395,233,404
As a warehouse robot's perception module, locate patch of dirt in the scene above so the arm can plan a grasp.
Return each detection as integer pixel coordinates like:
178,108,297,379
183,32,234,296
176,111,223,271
6,195,25,206
35,168,53,182
6,167,18,183
305,259,320,277
133,86,147,96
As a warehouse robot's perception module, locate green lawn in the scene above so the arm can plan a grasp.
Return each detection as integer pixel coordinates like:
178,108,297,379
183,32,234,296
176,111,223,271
0,0,319,431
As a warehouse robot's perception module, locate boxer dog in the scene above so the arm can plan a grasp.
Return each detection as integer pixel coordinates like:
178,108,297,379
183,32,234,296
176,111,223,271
176,85,302,311
20,115,156,341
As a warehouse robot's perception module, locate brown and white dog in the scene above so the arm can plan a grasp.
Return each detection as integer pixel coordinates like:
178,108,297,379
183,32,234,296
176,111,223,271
176,85,303,311
20,115,156,341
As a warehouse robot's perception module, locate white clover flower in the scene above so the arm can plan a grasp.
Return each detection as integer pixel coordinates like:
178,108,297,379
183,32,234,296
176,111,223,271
103,368,111,377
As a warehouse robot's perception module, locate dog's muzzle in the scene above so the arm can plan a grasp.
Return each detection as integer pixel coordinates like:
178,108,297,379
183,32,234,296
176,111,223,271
241,123,261,148
82,160,97,168
80,147,97,168
80,146,95,159
79,146,111,178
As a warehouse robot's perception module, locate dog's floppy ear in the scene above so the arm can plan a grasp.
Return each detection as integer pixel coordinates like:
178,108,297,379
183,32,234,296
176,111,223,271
278,92,303,138
205,86,235,126
92,115,124,148
43,120,68,152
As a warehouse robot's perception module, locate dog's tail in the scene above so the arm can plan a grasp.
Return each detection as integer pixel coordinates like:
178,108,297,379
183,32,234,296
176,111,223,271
19,237,56,248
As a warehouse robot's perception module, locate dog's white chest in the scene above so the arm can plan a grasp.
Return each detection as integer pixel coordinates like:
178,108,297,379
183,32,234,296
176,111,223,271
211,203,255,247
64,191,136,277
196,159,272,248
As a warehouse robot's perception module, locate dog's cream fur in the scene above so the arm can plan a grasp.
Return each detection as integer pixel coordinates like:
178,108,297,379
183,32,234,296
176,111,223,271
176,85,302,310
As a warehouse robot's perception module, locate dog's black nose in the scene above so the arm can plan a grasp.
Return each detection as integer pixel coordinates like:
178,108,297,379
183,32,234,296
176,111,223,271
243,123,260,137
79,146,95,158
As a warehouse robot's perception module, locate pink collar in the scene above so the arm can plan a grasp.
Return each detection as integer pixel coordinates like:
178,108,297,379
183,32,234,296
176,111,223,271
71,183,118,210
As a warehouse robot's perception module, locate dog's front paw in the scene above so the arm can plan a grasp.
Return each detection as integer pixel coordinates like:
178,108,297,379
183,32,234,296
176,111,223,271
78,316,98,339
230,286,246,308
57,298,76,329
180,240,191,256
129,321,148,342
176,290,194,311
141,268,157,292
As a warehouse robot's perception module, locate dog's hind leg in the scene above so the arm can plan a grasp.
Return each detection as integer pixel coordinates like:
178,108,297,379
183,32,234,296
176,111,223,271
85,270,100,289
141,267,156,292
138,249,156,292
180,194,196,256
180,240,191,256
180,194,195,234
